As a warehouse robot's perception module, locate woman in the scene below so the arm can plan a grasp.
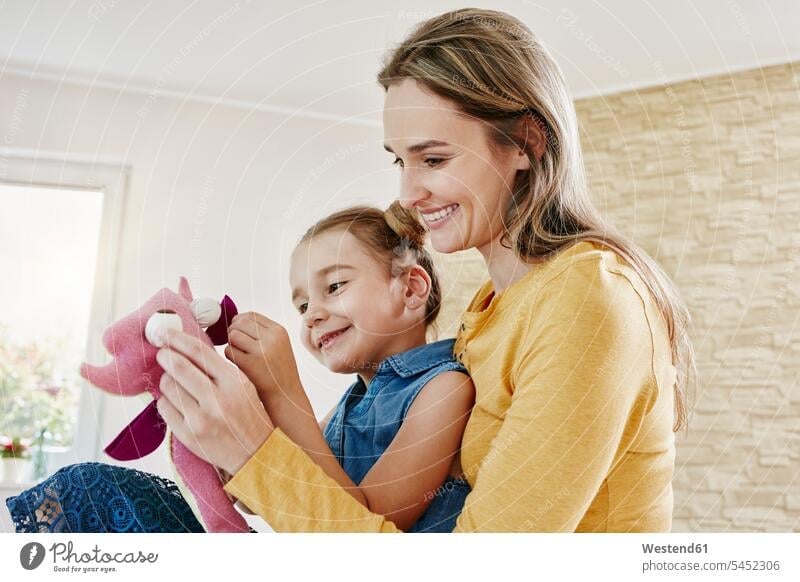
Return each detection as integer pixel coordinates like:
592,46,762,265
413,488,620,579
154,8,694,532
10,8,693,533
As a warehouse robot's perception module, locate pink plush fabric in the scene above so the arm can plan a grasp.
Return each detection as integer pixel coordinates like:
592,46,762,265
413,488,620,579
79,276,249,533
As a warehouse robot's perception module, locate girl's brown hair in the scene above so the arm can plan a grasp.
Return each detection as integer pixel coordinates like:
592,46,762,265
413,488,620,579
298,204,443,338
377,8,695,430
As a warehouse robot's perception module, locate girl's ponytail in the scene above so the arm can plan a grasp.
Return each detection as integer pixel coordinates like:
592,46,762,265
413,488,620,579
384,200,427,250
384,202,442,334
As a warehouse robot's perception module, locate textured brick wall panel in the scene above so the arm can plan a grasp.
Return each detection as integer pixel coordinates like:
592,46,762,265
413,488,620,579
432,62,799,532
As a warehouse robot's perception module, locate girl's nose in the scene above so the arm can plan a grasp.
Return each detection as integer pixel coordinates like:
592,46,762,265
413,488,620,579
303,302,328,327
398,168,430,209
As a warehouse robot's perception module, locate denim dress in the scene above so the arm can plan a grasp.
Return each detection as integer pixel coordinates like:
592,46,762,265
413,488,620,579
322,338,472,532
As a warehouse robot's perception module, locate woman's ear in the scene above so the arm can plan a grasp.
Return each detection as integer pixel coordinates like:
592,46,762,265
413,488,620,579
517,113,548,167
513,145,531,171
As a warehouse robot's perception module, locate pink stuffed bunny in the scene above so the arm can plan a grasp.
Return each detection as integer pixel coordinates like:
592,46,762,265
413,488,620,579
79,276,249,533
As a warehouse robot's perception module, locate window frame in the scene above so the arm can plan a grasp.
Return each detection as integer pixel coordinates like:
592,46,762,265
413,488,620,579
0,147,130,474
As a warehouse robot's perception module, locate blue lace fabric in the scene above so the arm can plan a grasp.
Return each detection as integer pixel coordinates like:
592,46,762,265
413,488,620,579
5,462,206,533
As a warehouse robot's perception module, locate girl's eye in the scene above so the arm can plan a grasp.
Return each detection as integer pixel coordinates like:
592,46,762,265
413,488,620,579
297,282,345,315
392,157,404,168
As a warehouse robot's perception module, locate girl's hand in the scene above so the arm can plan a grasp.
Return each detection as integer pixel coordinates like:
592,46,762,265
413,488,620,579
155,327,275,476
224,311,304,399
225,312,318,450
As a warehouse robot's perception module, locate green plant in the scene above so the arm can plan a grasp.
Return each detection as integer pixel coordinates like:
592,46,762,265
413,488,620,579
0,325,80,447
1,437,28,459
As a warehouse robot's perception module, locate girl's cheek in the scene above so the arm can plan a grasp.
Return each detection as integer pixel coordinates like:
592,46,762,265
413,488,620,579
299,329,315,353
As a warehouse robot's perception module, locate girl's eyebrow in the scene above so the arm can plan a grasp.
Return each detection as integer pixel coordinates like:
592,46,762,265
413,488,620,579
291,264,356,301
383,139,451,155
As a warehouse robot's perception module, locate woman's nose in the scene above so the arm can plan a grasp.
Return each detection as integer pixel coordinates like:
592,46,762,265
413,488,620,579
398,168,430,209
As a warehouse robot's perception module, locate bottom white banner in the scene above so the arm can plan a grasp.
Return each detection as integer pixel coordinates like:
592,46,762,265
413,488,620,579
1,533,797,581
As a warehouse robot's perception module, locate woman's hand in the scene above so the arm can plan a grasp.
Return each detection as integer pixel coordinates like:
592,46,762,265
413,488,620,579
224,312,304,399
155,327,275,476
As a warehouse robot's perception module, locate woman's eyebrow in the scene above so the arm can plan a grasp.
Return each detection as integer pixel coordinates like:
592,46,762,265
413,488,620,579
291,264,356,301
383,139,451,154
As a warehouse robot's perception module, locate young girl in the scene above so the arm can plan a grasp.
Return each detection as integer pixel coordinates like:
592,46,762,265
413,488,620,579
7,202,475,534
235,203,476,532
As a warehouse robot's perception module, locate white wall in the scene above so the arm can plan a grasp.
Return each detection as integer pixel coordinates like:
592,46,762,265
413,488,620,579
0,71,397,488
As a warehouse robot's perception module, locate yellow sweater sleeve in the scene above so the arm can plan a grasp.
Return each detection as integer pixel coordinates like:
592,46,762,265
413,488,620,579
224,258,659,532
223,425,401,532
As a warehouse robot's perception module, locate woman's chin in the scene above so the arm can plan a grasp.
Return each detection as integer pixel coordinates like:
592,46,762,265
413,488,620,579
429,231,466,254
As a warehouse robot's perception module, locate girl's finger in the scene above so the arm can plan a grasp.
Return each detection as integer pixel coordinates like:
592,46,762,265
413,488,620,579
161,328,226,382
231,316,264,342
238,311,277,330
228,328,255,353
224,343,248,365
157,348,216,404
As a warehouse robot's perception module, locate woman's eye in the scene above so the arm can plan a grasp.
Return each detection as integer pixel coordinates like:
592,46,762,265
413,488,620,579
392,157,404,168
424,157,444,168
298,303,307,315
328,281,346,293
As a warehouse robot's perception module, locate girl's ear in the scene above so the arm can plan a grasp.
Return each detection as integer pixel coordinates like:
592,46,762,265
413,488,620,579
402,265,432,309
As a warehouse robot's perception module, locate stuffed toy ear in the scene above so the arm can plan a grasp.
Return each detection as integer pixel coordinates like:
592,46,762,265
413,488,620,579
206,295,238,345
177,275,237,345
178,276,193,302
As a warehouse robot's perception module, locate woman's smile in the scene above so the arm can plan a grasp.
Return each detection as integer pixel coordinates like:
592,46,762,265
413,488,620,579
420,203,460,230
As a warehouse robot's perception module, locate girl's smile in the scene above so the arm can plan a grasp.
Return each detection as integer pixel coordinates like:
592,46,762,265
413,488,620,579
318,325,352,349
289,227,431,383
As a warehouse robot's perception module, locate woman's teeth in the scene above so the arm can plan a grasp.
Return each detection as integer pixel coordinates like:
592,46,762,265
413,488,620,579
422,204,459,224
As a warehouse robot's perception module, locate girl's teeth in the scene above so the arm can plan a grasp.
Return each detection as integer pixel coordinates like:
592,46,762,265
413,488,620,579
322,327,349,347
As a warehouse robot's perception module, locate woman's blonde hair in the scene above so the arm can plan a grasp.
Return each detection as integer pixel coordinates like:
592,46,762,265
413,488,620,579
298,205,443,337
378,8,695,430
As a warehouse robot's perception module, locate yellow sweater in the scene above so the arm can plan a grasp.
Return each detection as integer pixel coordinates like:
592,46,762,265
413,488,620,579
224,241,677,532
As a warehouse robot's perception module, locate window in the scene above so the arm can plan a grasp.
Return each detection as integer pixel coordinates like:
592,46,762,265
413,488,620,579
0,183,103,450
0,150,129,479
